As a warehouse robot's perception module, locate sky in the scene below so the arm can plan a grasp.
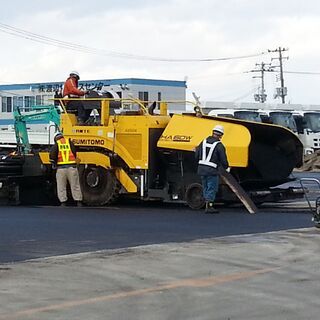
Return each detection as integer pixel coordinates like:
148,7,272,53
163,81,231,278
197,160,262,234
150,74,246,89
1,0,320,105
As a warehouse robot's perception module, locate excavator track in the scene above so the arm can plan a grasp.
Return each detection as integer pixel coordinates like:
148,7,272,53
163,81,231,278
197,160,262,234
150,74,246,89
0,154,24,177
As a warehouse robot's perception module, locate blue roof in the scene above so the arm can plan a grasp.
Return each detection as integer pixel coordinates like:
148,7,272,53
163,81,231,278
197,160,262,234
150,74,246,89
0,78,186,91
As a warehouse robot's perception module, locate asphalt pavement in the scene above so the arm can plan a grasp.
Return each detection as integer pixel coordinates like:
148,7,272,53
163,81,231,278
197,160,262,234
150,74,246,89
0,212,319,320
0,184,319,320
0,202,314,264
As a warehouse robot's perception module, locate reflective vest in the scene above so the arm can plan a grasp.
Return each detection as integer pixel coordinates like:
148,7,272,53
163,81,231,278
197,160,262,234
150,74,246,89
198,139,220,168
57,138,76,165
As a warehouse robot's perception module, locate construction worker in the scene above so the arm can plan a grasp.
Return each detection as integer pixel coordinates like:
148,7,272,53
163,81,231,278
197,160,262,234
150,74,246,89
63,71,89,124
49,132,83,207
195,125,229,213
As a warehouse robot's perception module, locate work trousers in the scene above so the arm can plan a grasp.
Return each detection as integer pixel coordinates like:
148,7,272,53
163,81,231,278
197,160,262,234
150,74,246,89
56,166,83,203
66,100,91,123
201,175,219,202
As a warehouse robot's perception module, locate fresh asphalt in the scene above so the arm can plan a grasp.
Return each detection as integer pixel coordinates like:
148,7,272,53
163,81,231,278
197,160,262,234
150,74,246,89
1,171,319,320
0,170,318,264
0,201,313,264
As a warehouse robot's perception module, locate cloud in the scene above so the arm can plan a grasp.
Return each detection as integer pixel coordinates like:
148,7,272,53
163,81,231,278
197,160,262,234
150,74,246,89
1,0,320,104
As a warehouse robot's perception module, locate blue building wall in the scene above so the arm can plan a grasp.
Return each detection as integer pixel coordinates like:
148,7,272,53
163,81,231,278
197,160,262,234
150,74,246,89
0,78,186,91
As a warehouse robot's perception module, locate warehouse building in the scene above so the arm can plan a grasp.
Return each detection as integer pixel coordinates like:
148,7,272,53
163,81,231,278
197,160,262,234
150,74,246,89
0,77,187,146
0,77,187,122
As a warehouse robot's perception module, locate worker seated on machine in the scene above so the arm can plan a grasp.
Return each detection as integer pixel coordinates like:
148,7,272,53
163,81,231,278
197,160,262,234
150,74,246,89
63,72,121,125
62,71,90,124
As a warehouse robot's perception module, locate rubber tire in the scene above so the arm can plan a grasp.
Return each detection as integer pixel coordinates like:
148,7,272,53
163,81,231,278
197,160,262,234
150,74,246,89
314,221,320,229
185,183,205,210
79,165,119,206
314,212,320,228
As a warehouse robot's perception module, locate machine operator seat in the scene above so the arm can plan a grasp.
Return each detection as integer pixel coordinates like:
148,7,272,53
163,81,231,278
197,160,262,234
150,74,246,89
83,90,121,115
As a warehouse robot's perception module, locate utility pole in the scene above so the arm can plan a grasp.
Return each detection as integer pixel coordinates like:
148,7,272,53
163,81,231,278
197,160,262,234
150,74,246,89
268,47,289,104
251,62,271,103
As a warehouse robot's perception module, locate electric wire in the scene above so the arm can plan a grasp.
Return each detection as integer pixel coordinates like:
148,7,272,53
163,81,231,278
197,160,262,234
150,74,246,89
244,69,320,75
0,22,267,62
284,71,320,75
232,86,260,102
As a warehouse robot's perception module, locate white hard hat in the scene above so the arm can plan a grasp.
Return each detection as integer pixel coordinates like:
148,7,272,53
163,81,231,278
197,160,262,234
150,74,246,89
213,125,224,135
54,131,63,140
70,71,80,79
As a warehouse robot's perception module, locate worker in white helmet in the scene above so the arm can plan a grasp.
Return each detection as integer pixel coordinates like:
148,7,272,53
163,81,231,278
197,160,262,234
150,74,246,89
195,124,229,213
49,131,83,207
63,71,89,124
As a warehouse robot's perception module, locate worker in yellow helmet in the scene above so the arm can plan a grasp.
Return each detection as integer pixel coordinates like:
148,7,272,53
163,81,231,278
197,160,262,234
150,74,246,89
49,132,83,207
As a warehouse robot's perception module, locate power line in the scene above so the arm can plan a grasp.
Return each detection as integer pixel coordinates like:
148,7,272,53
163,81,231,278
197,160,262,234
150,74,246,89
284,71,320,75
244,69,320,75
0,22,267,62
232,86,260,102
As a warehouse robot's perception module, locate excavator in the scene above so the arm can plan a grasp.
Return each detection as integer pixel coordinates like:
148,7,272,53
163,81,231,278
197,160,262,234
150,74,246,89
0,95,304,208
0,104,60,204
13,105,60,154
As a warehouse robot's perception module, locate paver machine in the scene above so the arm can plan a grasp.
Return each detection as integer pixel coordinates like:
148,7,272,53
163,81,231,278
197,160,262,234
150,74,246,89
32,96,303,208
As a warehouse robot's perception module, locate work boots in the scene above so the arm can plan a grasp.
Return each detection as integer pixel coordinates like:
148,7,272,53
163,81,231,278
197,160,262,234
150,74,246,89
205,201,219,214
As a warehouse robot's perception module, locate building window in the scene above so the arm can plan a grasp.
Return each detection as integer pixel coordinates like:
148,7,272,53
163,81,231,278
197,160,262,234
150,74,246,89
1,97,7,112
138,91,149,107
36,95,42,105
138,91,149,102
24,96,35,111
157,92,161,108
42,94,53,105
7,97,12,112
1,96,13,113
13,96,23,110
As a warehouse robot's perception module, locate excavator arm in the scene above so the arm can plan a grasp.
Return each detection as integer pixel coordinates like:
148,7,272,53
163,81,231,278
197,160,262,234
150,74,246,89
14,105,61,154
